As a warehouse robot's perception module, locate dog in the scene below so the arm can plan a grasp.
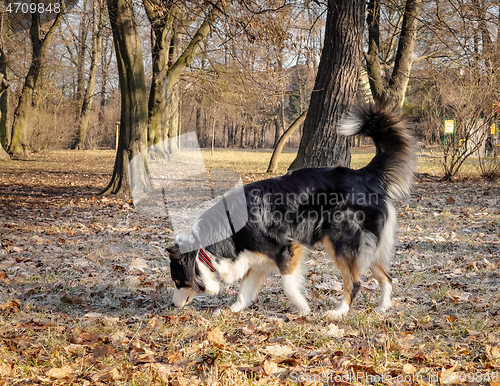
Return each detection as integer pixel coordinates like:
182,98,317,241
167,102,417,317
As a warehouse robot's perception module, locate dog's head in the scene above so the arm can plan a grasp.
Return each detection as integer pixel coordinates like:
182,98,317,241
166,242,203,308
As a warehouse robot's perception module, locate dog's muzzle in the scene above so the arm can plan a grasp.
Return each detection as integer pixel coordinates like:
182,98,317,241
172,287,199,307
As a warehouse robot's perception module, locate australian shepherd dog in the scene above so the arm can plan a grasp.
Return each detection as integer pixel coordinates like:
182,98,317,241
167,102,417,318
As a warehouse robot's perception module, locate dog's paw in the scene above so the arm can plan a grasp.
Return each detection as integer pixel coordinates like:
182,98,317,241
230,302,244,313
325,302,349,320
297,303,310,317
374,305,391,313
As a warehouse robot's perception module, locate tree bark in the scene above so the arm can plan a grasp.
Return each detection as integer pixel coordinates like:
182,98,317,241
386,0,422,106
75,0,89,107
267,109,307,173
144,0,176,147
101,0,149,196
0,71,8,161
98,28,113,124
365,0,384,101
0,45,9,155
289,0,364,170
74,0,104,149
8,4,65,156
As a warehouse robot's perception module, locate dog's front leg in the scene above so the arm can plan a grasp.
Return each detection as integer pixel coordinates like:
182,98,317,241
282,274,310,316
230,269,266,312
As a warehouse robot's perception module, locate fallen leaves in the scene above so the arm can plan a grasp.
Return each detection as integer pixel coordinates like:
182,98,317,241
45,364,75,379
207,327,226,347
0,299,21,316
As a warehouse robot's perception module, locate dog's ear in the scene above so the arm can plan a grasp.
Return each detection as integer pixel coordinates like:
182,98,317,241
166,244,180,259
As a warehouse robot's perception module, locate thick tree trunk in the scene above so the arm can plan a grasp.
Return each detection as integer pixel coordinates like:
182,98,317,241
9,6,64,156
289,0,364,170
386,0,422,106
102,0,149,196
267,109,307,173
74,0,104,149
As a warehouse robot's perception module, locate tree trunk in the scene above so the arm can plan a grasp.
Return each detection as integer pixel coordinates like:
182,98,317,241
0,46,9,154
365,0,384,101
102,0,149,196
144,0,175,147
9,5,64,156
76,0,88,108
0,70,8,161
386,0,422,106
289,0,364,170
267,109,307,173
99,28,113,124
74,0,104,149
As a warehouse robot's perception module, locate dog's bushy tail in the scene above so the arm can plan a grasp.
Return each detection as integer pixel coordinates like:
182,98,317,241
339,101,418,199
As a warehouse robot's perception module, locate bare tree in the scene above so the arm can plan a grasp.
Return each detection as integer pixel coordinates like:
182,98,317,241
8,1,65,156
365,0,423,107
290,0,364,170
143,0,223,151
73,0,105,149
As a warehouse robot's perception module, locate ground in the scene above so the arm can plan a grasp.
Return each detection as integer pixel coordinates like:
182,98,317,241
0,149,499,385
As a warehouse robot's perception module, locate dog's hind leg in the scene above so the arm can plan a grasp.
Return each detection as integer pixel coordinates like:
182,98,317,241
370,200,396,313
230,269,267,312
280,242,310,316
322,236,361,319
370,262,392,312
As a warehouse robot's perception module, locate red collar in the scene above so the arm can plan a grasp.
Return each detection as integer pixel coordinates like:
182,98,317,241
198,248,216,272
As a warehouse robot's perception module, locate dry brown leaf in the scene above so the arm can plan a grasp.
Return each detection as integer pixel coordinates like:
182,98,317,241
485,345,500,360
262,360,278,376
207,327,226,347
440,364,458,384
0,299,21,316
129,257,148,272
0,362,15,377
327,323,345,338
149,363,175,382
91,367,123,382
93,344,115,360
241,324,256,336
45,364,75,379
403,363,417,374
261,344,295,357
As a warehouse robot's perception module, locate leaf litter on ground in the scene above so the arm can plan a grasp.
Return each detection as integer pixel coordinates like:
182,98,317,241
0,151,499,385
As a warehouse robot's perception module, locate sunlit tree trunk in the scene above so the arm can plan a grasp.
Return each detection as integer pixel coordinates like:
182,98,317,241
102,0,148,195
